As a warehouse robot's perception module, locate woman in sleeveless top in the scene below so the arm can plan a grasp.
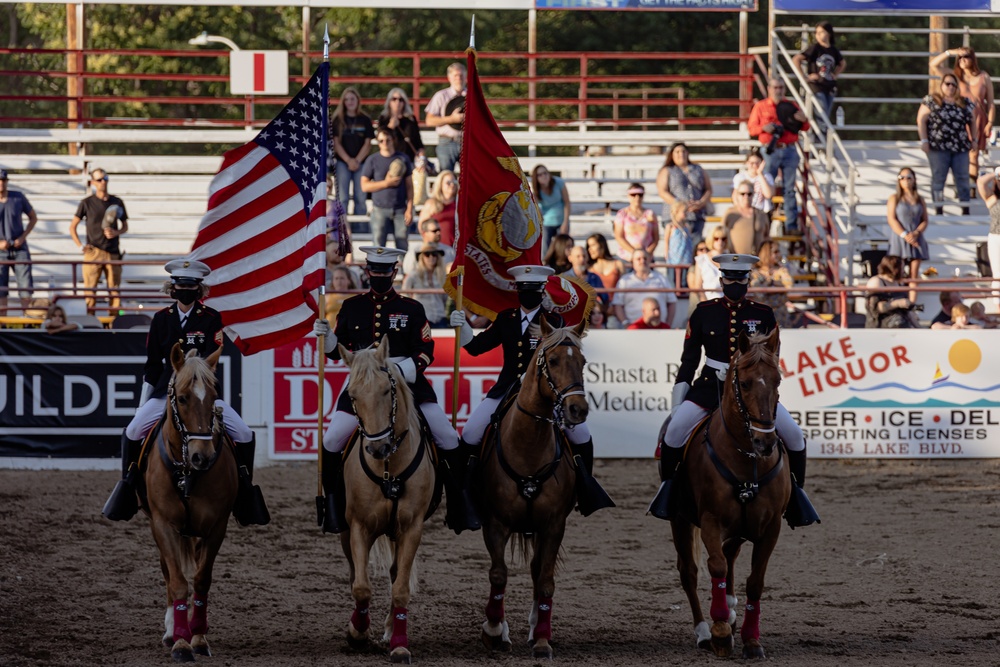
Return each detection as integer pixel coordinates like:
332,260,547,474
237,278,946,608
585,233,626,306
418,170,458,246
886,167,929,303
977,170,1000,308
656,142,713,239
865,255,916,329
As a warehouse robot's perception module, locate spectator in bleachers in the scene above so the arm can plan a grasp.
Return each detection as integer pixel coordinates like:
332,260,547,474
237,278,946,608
611,249,676,329
792,21,846,136
43,304,79,334
402,242,448,328
543,233,574,275
686,239,709,312
664,201,694,289
418,169,458,247
976,169,1000,307
424,62,466,173
324,265,358,329
585,233,627,293
751,240,799,329
865,255,917,329
688,229,727,314
969,301,997,328
329,87,375,216
917,72,973,216
626,296,670,330
361,127,413,251
69,167,128,316
932,303,982,330
531,164,571,255
723,183,769,255
564,245,607,311
748,78,809,234
931,47,994,196
930,290,963,327
887,167,929,303
378,87,425,167
613,183,659,263
731,148,774,217
656,143,712,239
0,169,37,316
403,218,455,277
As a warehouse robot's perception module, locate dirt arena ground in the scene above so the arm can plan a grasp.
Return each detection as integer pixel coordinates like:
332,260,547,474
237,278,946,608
2,458,999,667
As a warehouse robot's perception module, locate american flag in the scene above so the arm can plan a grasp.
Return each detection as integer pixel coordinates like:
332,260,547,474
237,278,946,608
188,63,330,355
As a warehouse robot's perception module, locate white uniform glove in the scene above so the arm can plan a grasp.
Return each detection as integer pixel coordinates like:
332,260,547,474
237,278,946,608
139,382,154,407
449,310,474,347
390,356,417,383
313,318,337,354
670,382,690,417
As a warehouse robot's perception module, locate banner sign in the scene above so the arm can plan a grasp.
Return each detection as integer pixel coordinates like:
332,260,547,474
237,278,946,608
0,331,242,458
774,0,990,13
270,329,1000,460
537,0,757,9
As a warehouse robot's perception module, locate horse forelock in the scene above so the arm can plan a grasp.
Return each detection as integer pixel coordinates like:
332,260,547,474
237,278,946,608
540,325,583,352
348,349,419,434
737,333,779,372
174,354,216,401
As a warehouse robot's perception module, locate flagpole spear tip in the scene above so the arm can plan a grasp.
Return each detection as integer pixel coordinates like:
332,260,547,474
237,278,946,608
469,14,475,50
323,24,330,61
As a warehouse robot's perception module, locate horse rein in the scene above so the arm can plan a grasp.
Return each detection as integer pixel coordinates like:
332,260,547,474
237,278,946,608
349,366,409,458
515,339,586,430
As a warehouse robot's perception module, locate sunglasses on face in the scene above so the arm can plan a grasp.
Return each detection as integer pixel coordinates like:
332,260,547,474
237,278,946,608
738,191,753,197
713,236,726,242
92,176,109,182
942,81,957,88
629,193,644,198
696,247,709,253
898,174,914,181
390,96,404,102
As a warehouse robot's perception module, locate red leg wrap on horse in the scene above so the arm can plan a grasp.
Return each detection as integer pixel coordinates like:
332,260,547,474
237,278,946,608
390,607,409,650
172,599,192,643
534,597,553,640
709,577,730,622
351,602,370,633
190,593,208,635
741,599,761,642
485,584,506,624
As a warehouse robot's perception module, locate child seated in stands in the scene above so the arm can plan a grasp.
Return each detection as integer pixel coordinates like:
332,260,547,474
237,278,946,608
932,303,983,330
969,301,998,328
43,304,79,335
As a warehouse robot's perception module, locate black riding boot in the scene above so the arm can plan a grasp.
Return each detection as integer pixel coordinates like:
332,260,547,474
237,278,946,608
232,436,271,527
571,439,615,516
647,444,685,521
321,447,348,534
784,448,820,529
102,431,143,521
439,446,482,534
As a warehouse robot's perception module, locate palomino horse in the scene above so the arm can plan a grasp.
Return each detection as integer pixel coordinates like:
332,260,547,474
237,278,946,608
476,317,589,659
144,343,238,662
670,328,792,659
337,339,436,664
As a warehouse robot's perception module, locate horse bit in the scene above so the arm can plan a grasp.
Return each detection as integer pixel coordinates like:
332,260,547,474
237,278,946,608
167,375,223,496
515,339,586,432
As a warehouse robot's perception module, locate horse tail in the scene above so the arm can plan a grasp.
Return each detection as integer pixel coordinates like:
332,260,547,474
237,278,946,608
371,535,419,595
509,533,534,567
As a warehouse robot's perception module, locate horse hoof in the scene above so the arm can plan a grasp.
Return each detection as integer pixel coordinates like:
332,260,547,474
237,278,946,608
171,645,195,663
389,647,411,664
346,633,368,650
481,630,512,653
742,641,766,659
710,624,734,658
531,640,554,660
191,635,211,657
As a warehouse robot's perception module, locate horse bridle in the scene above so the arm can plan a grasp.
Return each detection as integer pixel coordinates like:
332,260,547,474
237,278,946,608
515,338,586,430
722,355,778,460
167,375,223,471
349,366,409,458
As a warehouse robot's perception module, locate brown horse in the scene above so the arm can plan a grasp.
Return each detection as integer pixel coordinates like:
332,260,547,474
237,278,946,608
670,328,792,659
144,343,238,662
337,338,436,664
476,317,589,659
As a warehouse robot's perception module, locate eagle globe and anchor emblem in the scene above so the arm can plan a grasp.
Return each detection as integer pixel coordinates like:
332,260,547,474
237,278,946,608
475,157,542,262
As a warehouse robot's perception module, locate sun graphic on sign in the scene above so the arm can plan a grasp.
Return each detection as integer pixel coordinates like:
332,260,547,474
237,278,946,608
948,339,982,374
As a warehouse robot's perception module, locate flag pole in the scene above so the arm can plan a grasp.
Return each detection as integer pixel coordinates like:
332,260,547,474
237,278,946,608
451,16,475,430
316,24,330,527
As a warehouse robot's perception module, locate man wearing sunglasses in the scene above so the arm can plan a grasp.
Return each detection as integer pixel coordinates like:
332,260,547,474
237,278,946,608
69,167,128,315
650,253,817,529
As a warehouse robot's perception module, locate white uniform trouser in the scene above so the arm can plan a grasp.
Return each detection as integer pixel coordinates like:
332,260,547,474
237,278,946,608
322,392,459,453
125,396,253,443
664,400,804,452
462,396,591,447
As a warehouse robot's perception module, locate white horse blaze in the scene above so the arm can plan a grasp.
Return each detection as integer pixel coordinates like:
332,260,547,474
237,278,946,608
193,378,207,402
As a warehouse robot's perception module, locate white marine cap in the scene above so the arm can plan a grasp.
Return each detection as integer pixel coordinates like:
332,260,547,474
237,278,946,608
359,245,406,271
713,253,759,278
509,264,555,288
164,258,212,285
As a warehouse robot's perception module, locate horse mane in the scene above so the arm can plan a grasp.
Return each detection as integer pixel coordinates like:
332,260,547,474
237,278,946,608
174,353,217,399
735,332,779,370
527,321,586,351
349,348,420,434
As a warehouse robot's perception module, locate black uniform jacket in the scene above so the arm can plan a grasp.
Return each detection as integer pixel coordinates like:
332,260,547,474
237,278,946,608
464,307,564,400
144,303,225,399
328,288,436,409
677,297,777,411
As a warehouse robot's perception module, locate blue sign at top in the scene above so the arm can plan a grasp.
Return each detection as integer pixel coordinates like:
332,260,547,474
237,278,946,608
774,0,990,12
536,0,757,10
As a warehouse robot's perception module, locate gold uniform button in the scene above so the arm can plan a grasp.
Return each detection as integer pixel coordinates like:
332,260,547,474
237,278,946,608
375,332,381,338
730,337,736,343
376,304,382,310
